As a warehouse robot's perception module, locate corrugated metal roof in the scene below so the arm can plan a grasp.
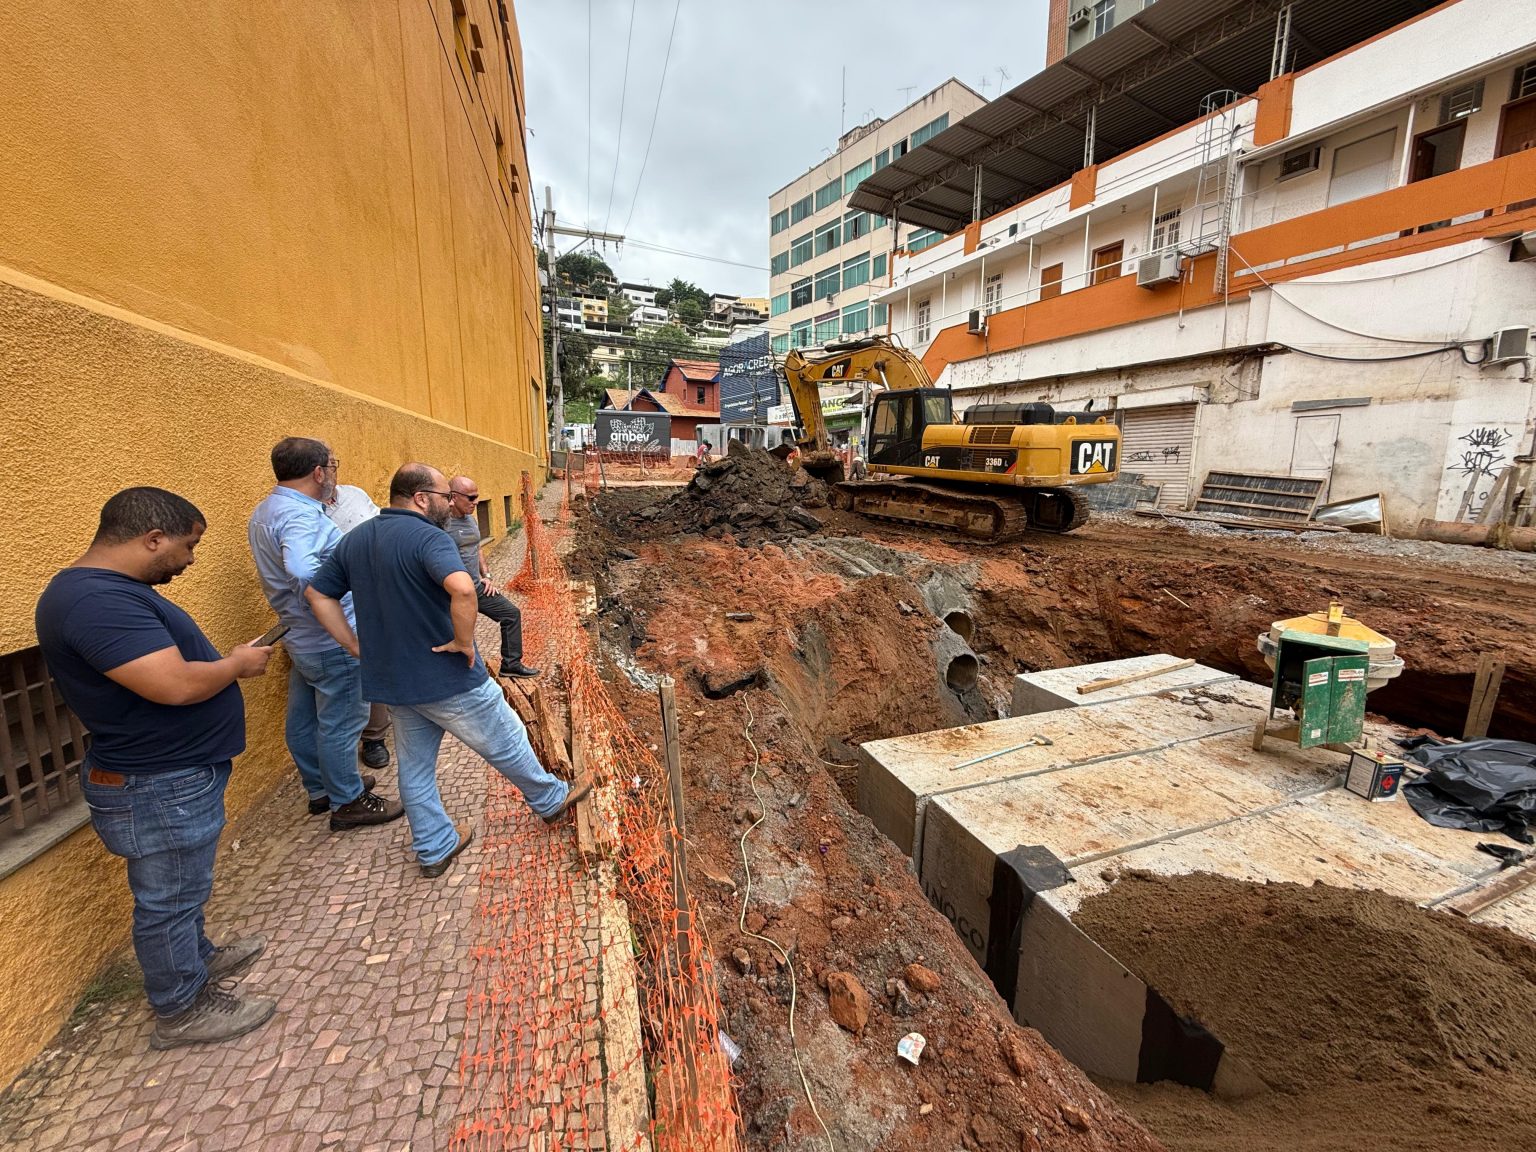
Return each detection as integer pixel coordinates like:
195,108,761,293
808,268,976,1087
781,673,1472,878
849,0,1446,234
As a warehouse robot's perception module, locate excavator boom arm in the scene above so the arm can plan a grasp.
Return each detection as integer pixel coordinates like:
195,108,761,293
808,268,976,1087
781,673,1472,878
781,337,932,455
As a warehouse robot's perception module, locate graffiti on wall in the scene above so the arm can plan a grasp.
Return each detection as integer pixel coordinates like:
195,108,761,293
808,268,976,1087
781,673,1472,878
1449,426,1512,520
1126,446,1183,464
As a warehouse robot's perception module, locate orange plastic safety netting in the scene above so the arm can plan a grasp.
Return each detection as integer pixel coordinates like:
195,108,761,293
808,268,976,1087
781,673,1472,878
450,472,741,1152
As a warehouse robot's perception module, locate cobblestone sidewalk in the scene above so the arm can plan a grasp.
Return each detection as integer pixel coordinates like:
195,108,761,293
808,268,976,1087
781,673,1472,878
0,511,631,1152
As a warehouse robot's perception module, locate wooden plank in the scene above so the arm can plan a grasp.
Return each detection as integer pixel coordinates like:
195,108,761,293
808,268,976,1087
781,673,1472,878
1196,470,1326,523
37,670,70,802
1463,654,1505,740
1444,860,1536,918
1077,658,1195,695
569,687,599,860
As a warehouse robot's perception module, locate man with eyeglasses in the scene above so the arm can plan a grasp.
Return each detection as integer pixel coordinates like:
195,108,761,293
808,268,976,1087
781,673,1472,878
305,463,587,878
445,475,538,679
248,438,404,830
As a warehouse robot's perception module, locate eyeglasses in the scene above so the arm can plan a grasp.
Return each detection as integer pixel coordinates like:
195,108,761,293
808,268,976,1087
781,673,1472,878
417,489,452,499
452,491,480,502
322,459,340,472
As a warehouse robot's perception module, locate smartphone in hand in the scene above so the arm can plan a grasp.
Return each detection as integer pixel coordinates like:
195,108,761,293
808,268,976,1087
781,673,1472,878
254,622,291,647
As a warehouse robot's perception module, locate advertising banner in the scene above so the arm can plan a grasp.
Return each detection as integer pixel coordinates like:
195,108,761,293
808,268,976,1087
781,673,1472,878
718,331,780,424
596,410,672,454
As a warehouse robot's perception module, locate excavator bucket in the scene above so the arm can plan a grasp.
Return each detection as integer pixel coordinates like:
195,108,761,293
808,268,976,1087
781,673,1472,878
798,450,846,485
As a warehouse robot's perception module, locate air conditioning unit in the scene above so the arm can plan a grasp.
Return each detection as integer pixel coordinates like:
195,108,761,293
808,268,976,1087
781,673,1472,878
1136,251,1183,288
1277,144,1322,181
967,309,987,336
1068,6,1092,28
1486,326,1532,366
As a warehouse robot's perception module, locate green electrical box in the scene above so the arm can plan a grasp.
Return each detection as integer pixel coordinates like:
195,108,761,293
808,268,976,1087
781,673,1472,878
1268,630,1370,750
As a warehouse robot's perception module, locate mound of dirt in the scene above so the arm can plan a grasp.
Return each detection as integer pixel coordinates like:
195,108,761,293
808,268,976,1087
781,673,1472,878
616,444,832,544
1076,872,1536,1151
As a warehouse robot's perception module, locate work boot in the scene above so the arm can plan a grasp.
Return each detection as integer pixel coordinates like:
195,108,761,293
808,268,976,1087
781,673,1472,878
542,776,593,825
360,739,391,770
206,934,266,981
308,774,376,815
149,982,276,1050
329,789,405,831
501,660,540,679
420,822,476,879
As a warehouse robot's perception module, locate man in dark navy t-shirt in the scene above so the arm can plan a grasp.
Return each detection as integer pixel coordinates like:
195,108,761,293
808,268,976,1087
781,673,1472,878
35,488,277,1051
307,463,589,879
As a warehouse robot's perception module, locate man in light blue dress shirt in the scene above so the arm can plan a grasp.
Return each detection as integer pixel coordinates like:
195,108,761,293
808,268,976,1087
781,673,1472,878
248,438,403,831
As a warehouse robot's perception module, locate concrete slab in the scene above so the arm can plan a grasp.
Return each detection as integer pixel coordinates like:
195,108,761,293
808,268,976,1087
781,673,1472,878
1011,654,1238,716
859,682,1270,863
856,666,1536,1096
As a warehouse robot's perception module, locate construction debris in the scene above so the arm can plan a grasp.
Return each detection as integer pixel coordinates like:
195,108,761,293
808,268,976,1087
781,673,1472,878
606,445,831,544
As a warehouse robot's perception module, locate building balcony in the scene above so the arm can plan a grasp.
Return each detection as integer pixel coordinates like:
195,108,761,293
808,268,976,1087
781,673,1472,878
910,146,1536,371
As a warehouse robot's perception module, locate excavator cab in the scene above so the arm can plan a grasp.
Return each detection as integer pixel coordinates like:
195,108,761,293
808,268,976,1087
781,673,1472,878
868,389,954,467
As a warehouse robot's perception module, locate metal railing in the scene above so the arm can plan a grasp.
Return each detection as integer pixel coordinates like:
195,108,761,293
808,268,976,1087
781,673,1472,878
1,647,89,838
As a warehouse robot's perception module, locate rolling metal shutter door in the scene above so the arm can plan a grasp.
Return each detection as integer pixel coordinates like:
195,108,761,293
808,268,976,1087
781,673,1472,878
1118,403,1197,508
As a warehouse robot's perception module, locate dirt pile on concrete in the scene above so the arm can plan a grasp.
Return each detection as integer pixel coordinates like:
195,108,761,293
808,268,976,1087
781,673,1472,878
622,444,831,544
1076,872,1536,1151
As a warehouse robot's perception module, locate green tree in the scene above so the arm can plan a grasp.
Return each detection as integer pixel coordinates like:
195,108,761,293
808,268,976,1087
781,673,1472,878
555,251,614,289
607,290,634,326
619,323,701,385
545,327,596,395
654,286,673,309
675,296,705,330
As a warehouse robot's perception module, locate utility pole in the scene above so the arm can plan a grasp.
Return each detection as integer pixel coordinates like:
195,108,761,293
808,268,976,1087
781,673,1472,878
541,185,625,452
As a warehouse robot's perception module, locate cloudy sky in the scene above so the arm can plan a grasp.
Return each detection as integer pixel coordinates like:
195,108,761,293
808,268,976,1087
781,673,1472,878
519,0,1050,298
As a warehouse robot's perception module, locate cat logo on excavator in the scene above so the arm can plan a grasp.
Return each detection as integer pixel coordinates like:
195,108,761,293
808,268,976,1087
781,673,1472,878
1071,440,1118,475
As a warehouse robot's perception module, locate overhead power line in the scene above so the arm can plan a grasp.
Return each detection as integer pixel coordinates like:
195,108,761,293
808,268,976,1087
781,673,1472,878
622,0,683,234
602,0,638,234
585,0,592,226
624,236,769,271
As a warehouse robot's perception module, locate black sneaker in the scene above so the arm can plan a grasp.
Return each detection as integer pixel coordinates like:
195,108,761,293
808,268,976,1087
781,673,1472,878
360,739,391,770
329,789,405,831
149,981,276,1050
206,935,266,981
308,774,377,815
501,661,540,679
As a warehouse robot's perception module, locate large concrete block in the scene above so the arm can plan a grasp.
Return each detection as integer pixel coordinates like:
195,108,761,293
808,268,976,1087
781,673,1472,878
1011,654,1238,717
858,682,1272,864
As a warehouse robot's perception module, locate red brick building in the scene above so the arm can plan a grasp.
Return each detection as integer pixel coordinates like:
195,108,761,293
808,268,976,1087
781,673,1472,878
600,357,720,443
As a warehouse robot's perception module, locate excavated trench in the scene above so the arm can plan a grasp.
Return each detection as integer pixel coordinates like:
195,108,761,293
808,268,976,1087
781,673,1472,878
578,482,1536,1152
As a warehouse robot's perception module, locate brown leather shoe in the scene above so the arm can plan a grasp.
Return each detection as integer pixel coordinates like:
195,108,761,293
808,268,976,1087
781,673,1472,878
542,777,593,825
329,789,404,831
420,822,476,878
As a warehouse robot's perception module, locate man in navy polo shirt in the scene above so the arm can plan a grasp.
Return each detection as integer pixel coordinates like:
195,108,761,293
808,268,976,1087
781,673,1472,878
306,463,589,878
35,488,277,1049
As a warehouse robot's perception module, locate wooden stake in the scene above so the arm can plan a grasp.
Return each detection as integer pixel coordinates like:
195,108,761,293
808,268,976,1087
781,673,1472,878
1444,859,1536,918
1463,653,1505,740
656,675,699,1109
1077,658,1196,695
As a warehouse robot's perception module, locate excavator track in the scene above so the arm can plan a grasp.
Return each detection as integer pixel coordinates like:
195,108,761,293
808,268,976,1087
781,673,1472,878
831,480,1091,542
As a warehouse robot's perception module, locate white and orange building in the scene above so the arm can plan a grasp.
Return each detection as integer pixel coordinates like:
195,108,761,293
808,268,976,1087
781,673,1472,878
855,0,1536,527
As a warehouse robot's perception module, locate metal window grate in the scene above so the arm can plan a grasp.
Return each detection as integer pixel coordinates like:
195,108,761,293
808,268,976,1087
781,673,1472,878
1514,61,1536,102
1,647,90,838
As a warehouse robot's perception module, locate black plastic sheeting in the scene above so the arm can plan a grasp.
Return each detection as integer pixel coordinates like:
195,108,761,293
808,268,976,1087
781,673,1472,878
1404,740,1536,843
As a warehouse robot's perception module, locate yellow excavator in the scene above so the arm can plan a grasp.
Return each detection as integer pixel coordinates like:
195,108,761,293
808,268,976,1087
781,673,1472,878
782,336,1120,540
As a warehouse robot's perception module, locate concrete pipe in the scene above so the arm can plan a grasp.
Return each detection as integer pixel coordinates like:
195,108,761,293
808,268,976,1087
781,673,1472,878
1415,519,1536,552
932,627,980,694
922,571,979,646
943,609,976,645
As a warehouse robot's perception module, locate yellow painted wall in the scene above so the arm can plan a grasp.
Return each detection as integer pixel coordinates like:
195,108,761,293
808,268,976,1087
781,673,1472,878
0,0,546,1084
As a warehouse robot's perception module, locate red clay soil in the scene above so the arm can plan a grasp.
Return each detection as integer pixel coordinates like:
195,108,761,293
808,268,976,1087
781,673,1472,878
1076,872,1536,1152
581,525,1159,1150
575,475,1536,1151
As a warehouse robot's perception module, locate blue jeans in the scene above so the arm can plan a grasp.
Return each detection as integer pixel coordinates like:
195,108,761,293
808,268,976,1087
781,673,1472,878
80,761,231,1017
285,645,368,807
390,676,569,866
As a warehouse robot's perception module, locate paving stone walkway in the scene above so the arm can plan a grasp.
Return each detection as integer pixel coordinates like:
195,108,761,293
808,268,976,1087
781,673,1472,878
0,506,629,1152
